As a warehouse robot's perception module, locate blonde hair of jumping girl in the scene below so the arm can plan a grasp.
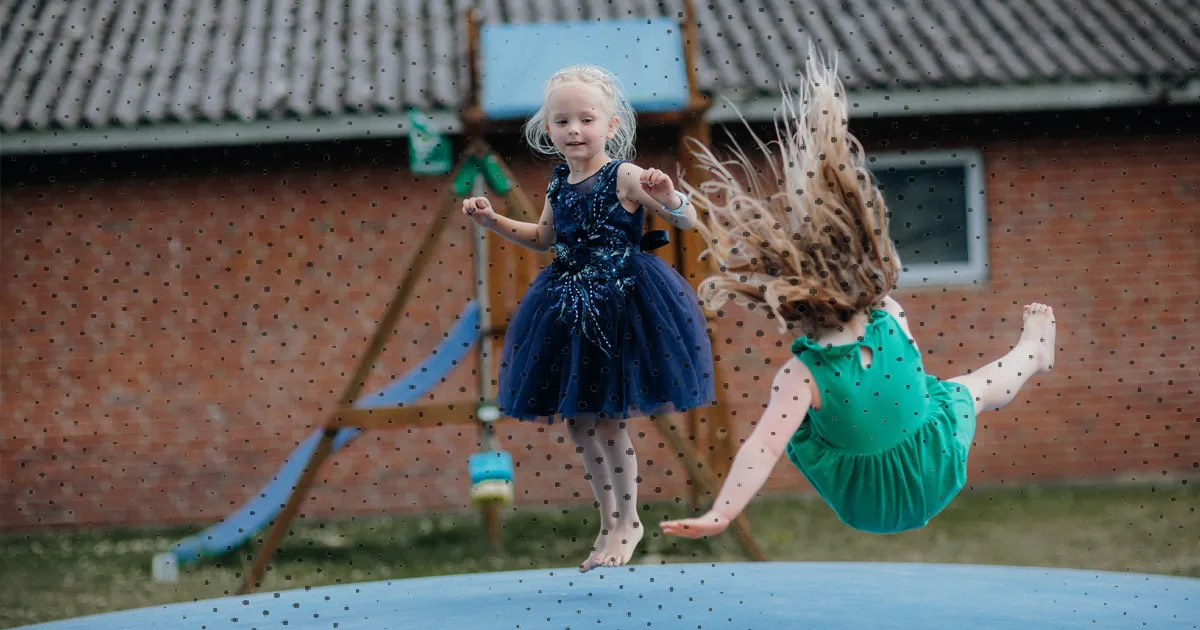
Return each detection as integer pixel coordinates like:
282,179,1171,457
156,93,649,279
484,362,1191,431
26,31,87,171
662,57,1056,538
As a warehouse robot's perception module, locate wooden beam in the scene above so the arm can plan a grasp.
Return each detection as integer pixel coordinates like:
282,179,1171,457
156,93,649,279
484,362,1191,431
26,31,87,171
335,173,469,409
464,9,481,132
680,1,704,106
461,101,711,135
239,169,467,595
649,413,766,562
327,403,484,429
700,349,736,484
485,142,538,220
499,175,551,294
676,0,737,513
482,323,509,339
238,428,338,594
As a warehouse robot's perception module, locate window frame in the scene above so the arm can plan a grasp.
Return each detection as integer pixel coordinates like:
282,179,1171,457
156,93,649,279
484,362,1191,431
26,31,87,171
867,149,989,287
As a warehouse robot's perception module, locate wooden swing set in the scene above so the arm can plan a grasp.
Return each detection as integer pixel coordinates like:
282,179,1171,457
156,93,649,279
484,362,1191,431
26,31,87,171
238,3,764,596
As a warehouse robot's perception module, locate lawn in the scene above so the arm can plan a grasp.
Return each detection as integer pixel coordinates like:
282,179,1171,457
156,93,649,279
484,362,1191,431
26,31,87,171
0,482,1195,628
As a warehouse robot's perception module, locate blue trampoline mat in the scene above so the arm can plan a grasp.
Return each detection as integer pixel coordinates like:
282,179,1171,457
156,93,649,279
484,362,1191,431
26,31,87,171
21,562,1198,629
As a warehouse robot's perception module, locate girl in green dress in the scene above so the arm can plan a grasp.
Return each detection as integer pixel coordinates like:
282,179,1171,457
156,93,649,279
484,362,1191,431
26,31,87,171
660,59,1057,537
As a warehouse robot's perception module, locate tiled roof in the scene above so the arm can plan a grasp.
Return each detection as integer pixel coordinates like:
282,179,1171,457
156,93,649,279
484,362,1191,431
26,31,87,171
1,0,1197,133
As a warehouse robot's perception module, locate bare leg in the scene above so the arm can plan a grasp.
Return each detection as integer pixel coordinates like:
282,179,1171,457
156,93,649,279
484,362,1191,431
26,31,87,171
949,303,1057,414
593,420,643,567
567,418,616,573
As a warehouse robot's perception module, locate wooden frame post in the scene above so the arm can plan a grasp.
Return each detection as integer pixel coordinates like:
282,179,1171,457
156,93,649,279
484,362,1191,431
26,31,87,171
675,0,737,515
470,156,503,548
238,170,466,595
648,414,766,561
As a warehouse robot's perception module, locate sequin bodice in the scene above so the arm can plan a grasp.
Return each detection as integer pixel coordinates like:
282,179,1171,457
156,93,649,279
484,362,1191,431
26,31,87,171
545,160,644,352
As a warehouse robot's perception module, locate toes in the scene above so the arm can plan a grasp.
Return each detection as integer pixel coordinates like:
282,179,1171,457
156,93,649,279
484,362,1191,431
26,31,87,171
1024,303,1055,318
580,552,603,573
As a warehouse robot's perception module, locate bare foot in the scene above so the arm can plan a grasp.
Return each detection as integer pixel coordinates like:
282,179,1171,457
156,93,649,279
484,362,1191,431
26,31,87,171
599,521,644,568
1020,303,1056,372
579,527,610,573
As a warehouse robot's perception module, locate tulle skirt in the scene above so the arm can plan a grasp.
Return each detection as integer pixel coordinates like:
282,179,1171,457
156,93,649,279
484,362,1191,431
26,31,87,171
496,253,716,423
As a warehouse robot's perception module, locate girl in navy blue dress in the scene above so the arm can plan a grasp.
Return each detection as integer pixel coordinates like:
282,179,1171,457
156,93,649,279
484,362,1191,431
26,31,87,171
462,65,716,572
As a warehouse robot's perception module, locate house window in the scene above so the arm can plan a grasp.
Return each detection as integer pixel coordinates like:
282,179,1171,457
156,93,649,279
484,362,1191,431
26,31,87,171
868,150,988,286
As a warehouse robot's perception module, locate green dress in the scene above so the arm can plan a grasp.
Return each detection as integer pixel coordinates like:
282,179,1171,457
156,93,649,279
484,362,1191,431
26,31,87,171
786,309,977,534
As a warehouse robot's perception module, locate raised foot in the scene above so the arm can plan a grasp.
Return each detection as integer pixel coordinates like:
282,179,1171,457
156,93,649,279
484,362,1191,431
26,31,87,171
1020,303,1057,373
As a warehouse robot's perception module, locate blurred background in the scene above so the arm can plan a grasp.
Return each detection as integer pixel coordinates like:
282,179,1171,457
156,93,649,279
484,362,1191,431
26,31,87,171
1,1,1197,627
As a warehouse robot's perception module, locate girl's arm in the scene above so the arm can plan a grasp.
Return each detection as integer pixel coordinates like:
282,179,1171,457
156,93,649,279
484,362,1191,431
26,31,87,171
616,163,698,229
463,196,554,252
660,359,813,538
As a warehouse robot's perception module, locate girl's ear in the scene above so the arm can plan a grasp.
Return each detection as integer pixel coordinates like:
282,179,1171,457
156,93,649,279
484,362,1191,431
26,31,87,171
607,116,619,140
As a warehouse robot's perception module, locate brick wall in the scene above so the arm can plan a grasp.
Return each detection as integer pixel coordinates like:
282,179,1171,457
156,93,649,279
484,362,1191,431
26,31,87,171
3,110,1197,530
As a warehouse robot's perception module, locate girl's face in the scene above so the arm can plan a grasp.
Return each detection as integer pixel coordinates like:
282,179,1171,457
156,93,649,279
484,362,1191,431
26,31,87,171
545,83,618,161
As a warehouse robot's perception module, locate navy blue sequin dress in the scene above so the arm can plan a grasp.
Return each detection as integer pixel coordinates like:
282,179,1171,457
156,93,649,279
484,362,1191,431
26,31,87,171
496,160,716,423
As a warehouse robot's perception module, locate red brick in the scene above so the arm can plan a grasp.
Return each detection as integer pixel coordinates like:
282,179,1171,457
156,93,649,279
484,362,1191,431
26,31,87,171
2,130,1198,530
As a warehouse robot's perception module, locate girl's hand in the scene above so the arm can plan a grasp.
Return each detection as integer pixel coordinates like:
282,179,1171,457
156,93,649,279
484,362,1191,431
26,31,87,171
462,196,497,228
660,510,731,539
639,168,679,209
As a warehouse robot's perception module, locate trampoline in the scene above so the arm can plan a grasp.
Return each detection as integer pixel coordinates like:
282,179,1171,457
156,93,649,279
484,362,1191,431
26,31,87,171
21,562,1198,629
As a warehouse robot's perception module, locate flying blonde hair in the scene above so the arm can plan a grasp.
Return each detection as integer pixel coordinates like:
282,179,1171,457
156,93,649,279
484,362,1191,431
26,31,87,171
681,57,901,335
522,64,637,161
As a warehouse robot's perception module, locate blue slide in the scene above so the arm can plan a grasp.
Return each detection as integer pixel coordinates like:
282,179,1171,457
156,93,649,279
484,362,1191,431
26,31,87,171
161,303,481,567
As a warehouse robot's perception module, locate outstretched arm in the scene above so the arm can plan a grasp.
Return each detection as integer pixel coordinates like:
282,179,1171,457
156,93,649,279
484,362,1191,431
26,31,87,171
463,196,555,252
660,359,813,538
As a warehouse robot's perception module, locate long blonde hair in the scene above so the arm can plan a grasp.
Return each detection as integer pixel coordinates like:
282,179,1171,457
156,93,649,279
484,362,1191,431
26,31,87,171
682,57,900,335
522,64,637,161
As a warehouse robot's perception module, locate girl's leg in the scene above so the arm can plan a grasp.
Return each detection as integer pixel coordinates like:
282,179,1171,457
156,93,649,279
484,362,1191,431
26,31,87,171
593,419,643,567
949,304,1057,414
566,417,617,572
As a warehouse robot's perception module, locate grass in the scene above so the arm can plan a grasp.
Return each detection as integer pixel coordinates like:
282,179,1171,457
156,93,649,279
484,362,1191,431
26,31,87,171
1,482,1195,628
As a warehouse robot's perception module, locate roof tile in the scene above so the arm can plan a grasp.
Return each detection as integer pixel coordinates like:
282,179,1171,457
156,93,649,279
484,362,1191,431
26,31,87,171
1,0,1196,132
